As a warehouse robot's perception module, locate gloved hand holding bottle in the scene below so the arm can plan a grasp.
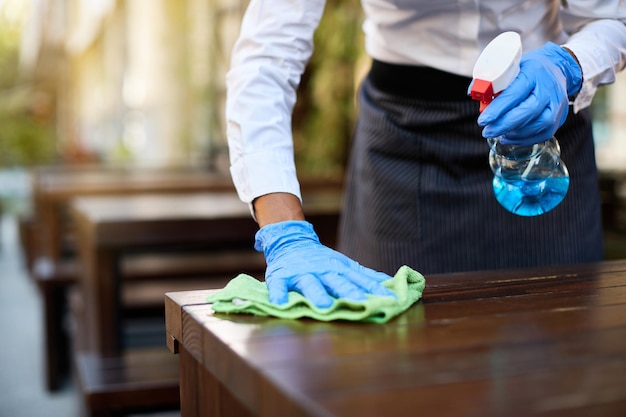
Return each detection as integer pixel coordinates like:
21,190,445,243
470,31,573,217
477,41,583,145
255,220,397,308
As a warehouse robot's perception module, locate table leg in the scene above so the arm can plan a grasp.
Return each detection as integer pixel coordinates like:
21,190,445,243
179,344,254,417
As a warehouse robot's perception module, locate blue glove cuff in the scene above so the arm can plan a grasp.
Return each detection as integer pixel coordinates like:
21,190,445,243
539,42,582,99
254,220,320,257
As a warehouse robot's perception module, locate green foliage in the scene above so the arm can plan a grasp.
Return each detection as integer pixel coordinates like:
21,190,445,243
292,0,364,179
0,114,55,166
0,7,56,168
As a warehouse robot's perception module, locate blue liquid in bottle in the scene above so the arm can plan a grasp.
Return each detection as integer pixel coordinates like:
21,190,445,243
488,137,569,216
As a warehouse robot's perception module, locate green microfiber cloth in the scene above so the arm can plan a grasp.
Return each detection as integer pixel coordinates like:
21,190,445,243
206,265,425,323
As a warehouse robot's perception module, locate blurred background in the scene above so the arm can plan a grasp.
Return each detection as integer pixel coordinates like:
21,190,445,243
0,1,364,416
0,1,625,416
0,0,624,211
0,0,365,215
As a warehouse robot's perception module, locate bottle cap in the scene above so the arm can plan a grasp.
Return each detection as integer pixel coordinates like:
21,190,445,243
470,32,522,112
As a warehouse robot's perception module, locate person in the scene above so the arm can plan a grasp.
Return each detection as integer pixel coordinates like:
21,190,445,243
225,1,626,308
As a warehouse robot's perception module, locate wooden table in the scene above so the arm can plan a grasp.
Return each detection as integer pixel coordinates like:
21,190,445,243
31,164,235,263
70,189,342,357
165,260,626,417
28,164,236,391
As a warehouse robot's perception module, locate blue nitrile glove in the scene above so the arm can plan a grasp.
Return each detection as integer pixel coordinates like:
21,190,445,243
254,220,397,308
478,42,582,145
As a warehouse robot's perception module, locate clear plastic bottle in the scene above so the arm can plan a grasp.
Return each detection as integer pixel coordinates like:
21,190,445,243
470,31,569,216
488,136,569,216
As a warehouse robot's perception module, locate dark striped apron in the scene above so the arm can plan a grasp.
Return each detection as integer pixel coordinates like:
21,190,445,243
337,60,604,275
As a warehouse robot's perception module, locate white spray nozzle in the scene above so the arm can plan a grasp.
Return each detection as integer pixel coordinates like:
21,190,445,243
470,31,522,112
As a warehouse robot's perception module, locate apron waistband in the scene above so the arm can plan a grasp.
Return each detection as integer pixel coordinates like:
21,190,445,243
368,59,474,101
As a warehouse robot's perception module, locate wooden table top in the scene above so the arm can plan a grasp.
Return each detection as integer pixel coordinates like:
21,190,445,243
32,164,342,200
32,165,235,199
69,190,342,248
30,165,238,261
71,192,251,222
165,260,626,417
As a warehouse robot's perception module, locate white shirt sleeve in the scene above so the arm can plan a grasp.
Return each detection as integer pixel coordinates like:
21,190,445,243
560,2,626,112
226,0,327,206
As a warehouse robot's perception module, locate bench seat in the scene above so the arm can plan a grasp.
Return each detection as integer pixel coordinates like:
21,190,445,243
74,348,180,417
33,250,266,391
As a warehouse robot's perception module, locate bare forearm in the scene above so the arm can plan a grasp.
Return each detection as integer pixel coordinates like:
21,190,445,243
253,193,305,228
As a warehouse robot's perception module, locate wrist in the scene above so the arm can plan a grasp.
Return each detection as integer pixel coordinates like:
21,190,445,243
541,42,582,99
254,220,319,256
253,192,306,227
561,45,583,99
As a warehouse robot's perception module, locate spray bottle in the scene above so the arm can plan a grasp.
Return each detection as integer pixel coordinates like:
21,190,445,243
470,31,569,216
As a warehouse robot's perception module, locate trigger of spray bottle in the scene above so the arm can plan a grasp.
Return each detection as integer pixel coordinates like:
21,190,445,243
469,31,522,113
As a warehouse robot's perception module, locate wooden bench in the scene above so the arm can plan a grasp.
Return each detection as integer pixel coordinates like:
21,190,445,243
34,189,338,391
74,348,180,417
26,164,342,399
25,165,241,391
66,189,341,416
34,249,267,390
33,257,79,389
65,252,265,417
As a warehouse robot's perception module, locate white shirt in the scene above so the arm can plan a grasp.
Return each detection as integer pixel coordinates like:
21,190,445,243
226,0,626,207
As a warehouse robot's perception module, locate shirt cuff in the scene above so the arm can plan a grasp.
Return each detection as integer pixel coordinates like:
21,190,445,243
230,150,302,218
563,19,626,113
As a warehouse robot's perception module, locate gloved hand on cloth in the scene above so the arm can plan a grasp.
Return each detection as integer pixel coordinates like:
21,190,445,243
254,220,397,308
